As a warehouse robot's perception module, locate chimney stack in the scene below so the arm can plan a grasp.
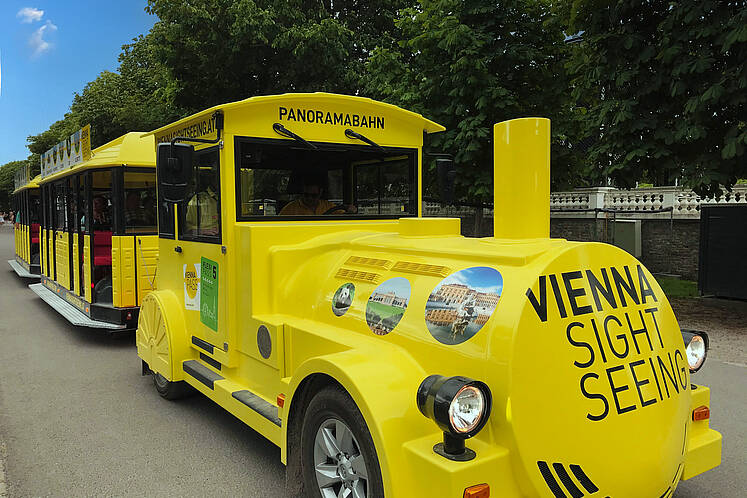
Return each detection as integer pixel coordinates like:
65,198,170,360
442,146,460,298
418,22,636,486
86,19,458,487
493,118,550,239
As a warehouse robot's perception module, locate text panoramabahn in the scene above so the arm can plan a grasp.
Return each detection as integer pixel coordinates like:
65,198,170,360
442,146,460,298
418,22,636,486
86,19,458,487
278,107,384,129
526,265,688,422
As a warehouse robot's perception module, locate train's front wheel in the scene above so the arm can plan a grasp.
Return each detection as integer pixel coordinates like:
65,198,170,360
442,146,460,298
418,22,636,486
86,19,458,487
301,386,384,498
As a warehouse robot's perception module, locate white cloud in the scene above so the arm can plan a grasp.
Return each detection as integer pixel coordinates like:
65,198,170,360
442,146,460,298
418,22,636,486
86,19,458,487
17,7,44,23
29,21,57,57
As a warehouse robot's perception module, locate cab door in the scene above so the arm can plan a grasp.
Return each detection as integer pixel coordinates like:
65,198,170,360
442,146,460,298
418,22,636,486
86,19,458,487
164,145,229,354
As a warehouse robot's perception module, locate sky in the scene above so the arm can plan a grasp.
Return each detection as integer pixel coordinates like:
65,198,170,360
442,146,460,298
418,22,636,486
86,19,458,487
438,267,503,295
0,1,156,165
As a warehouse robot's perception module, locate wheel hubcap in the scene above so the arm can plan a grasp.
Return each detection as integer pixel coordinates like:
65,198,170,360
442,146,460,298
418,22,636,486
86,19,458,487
313,418,369,498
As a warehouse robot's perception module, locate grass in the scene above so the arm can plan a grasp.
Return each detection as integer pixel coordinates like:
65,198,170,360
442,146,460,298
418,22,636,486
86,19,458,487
367,301,405,318
657,277,699,298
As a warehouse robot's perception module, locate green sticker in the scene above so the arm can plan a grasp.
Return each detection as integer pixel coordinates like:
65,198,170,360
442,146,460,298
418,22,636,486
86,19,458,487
200,257,219,331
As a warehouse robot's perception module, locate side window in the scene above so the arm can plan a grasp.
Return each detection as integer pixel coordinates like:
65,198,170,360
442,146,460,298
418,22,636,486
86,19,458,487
78,174,88,234
124,170,157,234
54,182,67,230
179,147,221,241
91,170,113,232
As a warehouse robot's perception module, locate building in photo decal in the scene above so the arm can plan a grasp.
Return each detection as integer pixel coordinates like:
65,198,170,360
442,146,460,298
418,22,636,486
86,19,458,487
425,267,503,345
366,277,410,335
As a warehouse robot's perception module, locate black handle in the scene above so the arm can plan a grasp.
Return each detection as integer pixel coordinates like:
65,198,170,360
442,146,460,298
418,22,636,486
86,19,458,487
174,246,182,253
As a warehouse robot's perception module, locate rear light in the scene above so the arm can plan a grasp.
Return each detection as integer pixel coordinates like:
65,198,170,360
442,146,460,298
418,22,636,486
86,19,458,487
464,484,490,498
126,312,133,321
693,405,710,421
276,394,285,408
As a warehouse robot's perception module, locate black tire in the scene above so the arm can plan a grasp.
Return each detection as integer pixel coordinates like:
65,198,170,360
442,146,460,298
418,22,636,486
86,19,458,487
153,371,193,400
300,386,384,498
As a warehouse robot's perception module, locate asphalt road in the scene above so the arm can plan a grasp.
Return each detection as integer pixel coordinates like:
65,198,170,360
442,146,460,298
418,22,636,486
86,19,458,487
0,228,744,497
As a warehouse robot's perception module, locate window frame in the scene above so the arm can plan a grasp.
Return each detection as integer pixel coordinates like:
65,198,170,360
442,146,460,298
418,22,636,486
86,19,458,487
177,145,222,244
122,166,158,236
233,136,419,222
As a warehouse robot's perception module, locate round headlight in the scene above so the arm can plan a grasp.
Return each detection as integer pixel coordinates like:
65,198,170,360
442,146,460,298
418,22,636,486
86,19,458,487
682,329,709,373
686,334,707,372
417,375,492,439
449,385,485,434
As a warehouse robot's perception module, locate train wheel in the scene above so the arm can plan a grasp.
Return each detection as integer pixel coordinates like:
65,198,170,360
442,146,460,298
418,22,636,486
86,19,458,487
153,371,192,400
137,294,191,400
301,386,384,498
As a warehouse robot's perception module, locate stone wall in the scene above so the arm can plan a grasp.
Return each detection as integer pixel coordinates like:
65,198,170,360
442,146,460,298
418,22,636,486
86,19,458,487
548,218,700,280
453,215,701,281
641,219,700,280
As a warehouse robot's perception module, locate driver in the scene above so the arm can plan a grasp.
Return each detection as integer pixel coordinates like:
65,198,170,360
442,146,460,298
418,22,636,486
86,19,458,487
280,173,356,216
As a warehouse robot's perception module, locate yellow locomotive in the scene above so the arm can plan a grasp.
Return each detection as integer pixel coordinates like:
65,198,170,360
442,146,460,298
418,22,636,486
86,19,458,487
137,93,720,497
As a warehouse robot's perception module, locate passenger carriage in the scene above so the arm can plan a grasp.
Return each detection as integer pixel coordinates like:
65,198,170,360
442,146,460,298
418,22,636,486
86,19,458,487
8,167,42,279
32,131,159,330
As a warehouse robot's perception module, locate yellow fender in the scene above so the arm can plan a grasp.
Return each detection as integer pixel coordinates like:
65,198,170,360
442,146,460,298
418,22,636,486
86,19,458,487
136,290,191,382
285,346,429,497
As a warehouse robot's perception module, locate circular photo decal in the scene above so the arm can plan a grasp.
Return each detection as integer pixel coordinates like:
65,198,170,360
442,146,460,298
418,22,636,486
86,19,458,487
366,277,411,336
425,267,503,345
332,283,355,317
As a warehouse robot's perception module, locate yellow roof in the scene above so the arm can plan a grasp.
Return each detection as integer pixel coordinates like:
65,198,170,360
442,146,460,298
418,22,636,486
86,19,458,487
39,132,155,184
146,92,445,139
13,174,41,194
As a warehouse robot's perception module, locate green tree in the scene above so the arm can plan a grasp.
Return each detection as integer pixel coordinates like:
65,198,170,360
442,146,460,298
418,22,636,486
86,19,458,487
365,0,581,202
564,0,747,196
144,0,411,112
0,159,31,211
27,34,182,153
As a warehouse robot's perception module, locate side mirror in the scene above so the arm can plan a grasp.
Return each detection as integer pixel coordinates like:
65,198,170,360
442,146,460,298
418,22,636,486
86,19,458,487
436,158,456,205
157,142,193,203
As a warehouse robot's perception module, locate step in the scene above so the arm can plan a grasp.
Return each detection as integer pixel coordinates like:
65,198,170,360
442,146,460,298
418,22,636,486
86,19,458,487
181,359,283,444
29,283,126,330
8,260,40,279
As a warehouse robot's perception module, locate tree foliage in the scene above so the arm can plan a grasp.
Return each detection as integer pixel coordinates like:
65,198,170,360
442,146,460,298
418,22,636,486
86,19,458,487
26,33,182,153
144,0,410,112
364,0,582,201
564,0,747,196
6,0,746,209
0,160,32,211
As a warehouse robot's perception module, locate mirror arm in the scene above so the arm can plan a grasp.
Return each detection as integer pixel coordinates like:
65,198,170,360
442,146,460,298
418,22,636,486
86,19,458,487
345,129,386,154
169,110,224,148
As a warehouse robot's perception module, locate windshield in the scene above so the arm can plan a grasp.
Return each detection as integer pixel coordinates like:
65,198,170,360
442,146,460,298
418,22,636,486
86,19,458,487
235,138,417,220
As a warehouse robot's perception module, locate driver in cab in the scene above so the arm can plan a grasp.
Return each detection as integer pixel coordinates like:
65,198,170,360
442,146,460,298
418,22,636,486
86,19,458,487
280,174,356,216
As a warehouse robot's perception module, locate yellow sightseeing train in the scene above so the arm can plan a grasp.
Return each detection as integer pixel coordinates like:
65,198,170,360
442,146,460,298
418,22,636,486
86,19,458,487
9,167,42,278
31,131,159,330
135,93,720,497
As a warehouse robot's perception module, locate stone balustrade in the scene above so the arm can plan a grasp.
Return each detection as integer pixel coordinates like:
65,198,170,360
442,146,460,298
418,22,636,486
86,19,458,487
419,185,746,220
549,185,747,219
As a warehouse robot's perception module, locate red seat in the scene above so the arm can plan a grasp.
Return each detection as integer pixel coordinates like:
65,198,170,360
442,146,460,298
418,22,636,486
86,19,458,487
31,223,40,244
93,230,112,266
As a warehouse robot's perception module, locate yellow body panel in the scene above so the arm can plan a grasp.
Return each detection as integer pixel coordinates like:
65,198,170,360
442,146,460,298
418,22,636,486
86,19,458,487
54,231,70,289
112,236,137,308
47,230,55,279
83,235,92,302
40,228,46,275
135,236,159,305
72,235,81,296
137,95,720,497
